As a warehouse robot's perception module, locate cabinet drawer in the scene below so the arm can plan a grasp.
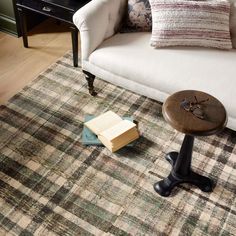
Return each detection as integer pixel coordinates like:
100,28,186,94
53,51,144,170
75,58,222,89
20,0,74,23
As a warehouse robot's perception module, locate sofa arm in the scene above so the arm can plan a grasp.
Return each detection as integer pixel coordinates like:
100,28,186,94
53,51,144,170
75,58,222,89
73,0,126,61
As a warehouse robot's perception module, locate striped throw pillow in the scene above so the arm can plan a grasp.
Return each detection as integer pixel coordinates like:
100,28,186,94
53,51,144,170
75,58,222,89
229,0,236,48
149,0,233,49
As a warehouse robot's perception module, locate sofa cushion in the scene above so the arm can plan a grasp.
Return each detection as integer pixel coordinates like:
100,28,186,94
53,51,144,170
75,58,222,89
88,32,236,120
120,0,152,32
149,0,232,49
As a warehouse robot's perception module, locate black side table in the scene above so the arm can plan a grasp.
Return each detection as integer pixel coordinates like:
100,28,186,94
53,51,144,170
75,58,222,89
16,0,90,67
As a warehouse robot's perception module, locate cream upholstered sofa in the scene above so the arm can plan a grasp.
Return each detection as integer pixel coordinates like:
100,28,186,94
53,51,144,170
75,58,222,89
73,0,236,131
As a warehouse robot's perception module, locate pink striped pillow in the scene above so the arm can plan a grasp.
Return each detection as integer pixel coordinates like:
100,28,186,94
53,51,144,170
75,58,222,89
149,0,233,49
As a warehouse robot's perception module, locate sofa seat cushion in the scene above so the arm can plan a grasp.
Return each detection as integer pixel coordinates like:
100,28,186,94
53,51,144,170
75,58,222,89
88,32,236,119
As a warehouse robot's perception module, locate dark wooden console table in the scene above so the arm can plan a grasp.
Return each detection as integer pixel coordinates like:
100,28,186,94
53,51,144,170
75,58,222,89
16,0,90,67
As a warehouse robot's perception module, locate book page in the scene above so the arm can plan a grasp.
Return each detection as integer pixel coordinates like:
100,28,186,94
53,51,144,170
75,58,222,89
110,130,139,152
99,120,136,141
98,127,139,152
84,111,123,135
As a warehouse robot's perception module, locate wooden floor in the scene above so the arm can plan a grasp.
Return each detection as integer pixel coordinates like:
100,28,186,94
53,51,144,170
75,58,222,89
0,19,77,105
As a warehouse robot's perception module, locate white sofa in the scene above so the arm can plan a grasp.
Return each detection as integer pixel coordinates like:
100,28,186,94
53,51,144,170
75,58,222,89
73,0,236,131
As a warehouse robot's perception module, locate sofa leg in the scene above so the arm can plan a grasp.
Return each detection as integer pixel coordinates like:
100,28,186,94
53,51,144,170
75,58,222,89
83,70,97,96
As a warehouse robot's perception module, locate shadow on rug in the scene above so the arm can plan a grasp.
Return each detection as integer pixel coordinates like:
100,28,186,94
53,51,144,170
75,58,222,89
0,52,236,236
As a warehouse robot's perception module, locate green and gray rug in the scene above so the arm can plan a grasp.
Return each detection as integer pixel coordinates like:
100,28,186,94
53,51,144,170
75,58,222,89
0,53,235,236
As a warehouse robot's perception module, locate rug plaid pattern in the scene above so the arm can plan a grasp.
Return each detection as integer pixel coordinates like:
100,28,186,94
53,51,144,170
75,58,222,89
0,53,235,236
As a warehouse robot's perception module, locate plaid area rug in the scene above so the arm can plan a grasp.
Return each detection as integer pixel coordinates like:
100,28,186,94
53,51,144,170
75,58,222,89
0,53,236,236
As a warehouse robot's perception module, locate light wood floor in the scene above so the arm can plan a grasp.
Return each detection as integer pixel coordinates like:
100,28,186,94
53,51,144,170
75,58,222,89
0,19,78,105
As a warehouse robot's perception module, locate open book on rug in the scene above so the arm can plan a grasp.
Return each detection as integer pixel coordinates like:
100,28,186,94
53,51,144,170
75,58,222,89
84,111,139,152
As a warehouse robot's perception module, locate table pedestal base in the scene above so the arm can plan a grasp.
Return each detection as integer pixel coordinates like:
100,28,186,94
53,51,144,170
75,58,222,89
154,135,213,197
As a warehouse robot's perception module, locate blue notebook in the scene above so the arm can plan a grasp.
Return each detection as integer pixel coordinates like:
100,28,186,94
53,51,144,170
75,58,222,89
82,115,134,146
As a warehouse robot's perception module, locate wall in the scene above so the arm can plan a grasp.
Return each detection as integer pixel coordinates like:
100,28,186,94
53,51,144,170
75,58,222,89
0,0,19,36
0,0,46,37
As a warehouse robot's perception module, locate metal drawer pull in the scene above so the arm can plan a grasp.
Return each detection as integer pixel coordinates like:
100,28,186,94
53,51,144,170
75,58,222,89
42,6,52,12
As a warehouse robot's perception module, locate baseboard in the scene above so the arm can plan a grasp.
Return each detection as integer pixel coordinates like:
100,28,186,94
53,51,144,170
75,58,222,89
0,13,18,36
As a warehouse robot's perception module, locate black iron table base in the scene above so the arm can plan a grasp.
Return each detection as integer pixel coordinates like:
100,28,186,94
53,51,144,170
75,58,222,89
154,135,213,197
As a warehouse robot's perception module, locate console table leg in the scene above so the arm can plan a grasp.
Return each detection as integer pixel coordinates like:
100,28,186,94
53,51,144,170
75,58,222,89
18,7,28,48
71,26,78,67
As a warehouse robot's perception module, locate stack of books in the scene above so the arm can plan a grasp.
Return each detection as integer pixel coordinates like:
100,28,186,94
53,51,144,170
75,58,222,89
82,111,139,152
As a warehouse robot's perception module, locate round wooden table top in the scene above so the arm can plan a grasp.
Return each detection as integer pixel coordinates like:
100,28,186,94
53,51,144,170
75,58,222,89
163,90,227,136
